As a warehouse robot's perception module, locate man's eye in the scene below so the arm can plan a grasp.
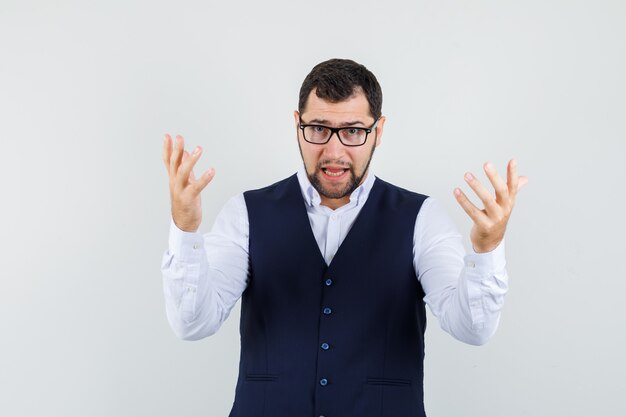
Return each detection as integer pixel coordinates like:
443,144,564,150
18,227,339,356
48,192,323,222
314,126,327,133
346,128,359,135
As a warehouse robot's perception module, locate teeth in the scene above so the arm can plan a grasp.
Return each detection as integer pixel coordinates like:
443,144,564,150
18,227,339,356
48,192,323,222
324,169,345,177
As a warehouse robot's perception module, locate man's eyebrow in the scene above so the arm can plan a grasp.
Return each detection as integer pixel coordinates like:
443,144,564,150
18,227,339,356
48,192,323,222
307,119,368,127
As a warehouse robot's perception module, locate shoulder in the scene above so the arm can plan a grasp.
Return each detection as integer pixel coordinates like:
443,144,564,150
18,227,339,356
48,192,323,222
373,177,429,207
243,174,298,201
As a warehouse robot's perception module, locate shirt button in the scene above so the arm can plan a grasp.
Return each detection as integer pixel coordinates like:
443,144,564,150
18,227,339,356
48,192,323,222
320,378,328,386
331,214,337,221
325,278,333,286
321,342,329,350
323,307,332,315
192,242,200,250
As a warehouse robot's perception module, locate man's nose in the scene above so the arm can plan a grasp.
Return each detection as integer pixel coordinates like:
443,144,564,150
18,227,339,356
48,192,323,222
322,132,345,158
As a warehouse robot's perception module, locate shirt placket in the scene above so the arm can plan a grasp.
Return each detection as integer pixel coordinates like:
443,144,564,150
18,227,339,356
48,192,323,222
324,212,342,264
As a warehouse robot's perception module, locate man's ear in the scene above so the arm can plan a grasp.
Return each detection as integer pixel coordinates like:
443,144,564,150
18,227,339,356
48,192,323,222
374,115,386,147
294,110,301,139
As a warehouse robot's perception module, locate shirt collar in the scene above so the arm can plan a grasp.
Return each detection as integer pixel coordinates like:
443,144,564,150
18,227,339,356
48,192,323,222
296,166,376,208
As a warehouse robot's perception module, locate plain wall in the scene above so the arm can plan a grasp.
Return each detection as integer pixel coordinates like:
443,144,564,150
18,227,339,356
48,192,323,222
1,0,624,416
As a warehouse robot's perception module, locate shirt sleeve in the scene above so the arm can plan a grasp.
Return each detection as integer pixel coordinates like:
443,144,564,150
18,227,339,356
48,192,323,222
160,194,250,340
413,197,509,346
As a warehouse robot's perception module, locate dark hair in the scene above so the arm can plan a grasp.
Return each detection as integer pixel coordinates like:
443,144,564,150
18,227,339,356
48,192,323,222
298,58,383,120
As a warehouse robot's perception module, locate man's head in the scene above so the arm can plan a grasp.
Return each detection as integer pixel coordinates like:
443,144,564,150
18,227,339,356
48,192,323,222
298,58,383,120
295,59,386,209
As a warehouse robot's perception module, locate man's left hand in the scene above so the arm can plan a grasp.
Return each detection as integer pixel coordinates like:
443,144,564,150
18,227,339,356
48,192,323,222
454,159,529,253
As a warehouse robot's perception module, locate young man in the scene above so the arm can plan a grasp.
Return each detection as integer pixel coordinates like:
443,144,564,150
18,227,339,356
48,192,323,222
161,58,527,417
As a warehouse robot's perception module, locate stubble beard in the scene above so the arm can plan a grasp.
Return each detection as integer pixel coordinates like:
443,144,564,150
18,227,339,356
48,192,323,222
300,141,377,201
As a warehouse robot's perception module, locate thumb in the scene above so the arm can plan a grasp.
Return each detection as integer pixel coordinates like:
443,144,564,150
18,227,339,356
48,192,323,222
193,167,216,192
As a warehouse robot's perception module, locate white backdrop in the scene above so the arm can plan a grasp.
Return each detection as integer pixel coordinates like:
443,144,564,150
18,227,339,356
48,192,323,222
1,1,625,416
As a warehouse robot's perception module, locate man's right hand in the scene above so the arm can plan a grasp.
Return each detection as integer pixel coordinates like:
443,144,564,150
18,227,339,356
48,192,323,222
162,134,215,233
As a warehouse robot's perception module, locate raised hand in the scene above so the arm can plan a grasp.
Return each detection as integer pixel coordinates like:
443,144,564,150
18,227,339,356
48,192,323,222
454,159,528,253
162,134,215,232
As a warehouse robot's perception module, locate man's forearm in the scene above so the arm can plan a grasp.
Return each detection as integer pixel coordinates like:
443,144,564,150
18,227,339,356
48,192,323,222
161,214,248,340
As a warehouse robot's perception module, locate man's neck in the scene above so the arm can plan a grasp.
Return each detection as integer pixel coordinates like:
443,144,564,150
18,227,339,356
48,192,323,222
320,195,350,210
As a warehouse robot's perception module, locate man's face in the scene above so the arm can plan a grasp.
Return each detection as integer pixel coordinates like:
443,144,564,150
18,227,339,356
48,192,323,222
294,89,386,209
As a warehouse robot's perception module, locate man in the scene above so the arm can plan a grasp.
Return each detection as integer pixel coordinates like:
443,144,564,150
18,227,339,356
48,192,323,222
161,58,527,417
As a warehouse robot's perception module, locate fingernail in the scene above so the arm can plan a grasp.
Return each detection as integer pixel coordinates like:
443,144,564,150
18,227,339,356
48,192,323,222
193,146,201,155
484,162,493,171
454,188,461,196
465,173,474,181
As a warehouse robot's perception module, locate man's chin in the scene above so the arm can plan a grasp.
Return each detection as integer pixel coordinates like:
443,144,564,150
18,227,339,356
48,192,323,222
310,172,358,200
319,188,351,200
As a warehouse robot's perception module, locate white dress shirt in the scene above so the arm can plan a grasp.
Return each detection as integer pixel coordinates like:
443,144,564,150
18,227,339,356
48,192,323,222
161,169,509,345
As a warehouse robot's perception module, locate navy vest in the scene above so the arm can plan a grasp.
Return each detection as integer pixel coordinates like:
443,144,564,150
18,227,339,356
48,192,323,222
231,174,428,417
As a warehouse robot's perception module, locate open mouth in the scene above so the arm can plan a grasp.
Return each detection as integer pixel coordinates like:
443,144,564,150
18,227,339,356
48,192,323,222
322,167,348,177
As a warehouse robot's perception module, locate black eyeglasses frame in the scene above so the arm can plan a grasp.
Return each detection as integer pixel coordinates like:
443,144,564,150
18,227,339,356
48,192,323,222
298,117,380,147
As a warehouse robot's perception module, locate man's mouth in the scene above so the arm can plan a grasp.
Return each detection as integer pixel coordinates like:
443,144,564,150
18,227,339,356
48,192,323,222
322,167,348,177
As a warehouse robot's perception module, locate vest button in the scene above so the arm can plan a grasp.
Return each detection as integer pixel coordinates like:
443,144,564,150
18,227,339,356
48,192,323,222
321,342,329,350
325,278,333,286
323,307,332,315
320,378,328,386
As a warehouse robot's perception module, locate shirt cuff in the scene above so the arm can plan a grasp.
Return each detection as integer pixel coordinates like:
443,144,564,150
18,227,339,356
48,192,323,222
462,240,508,331
465,239,507,274
168,218,205,262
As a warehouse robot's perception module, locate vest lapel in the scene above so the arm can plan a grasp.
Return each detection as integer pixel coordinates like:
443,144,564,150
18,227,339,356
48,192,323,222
288,176,382,270
326,178,381,269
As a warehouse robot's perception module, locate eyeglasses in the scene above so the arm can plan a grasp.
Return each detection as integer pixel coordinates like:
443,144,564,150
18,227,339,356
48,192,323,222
298,117,380,147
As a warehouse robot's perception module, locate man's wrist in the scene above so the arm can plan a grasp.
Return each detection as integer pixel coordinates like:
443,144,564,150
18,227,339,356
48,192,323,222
467,239,507,273
169,218,205,262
